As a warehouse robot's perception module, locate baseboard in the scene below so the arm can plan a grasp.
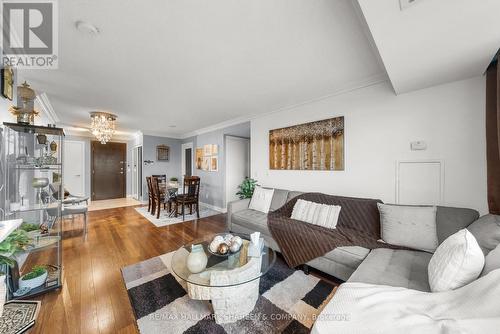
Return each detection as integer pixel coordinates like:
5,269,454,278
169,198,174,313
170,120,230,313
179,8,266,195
200,202,227,213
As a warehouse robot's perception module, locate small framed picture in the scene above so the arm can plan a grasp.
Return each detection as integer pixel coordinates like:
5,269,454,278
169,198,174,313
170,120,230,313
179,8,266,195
202,157,210,171
210,156,218,172
196,148,203,169
203,144,212,156
156,145,170,161
1,66,14,101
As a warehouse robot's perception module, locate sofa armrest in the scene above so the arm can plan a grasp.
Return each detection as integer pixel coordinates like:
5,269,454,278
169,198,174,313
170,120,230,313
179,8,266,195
227,198,251,231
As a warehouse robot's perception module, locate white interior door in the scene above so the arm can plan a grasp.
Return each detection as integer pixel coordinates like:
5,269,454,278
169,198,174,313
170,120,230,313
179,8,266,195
225,136,250,207
63,140,85,196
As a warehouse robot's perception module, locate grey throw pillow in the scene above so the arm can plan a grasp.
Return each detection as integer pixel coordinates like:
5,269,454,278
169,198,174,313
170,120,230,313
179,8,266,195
482,243,500,277
378,203,439,252
467,214,500,254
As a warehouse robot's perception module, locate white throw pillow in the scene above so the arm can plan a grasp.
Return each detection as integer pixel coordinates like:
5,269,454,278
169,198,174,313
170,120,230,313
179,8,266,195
248,186,274,213
378,204,439,252
291,199,341,229
428,229,485,292
481,243,500,277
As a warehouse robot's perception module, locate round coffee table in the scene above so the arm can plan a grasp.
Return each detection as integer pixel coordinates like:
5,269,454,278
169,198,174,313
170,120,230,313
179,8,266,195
171,234,276,324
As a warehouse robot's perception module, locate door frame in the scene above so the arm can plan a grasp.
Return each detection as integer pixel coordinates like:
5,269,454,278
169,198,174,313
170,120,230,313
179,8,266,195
224,135,250,208
91,141,127,201
181,142,194,179
64,140,86,197
131,144,143,200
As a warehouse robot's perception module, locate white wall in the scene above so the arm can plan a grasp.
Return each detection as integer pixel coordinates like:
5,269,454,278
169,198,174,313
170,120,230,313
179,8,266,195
251,76,488,214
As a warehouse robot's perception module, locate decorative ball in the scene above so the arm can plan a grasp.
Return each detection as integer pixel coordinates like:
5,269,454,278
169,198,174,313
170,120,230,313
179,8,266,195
223,234,234,244
217,243,229,255
230,236,242,247
229,242,241,253
209,240,220,253
213,235,224,243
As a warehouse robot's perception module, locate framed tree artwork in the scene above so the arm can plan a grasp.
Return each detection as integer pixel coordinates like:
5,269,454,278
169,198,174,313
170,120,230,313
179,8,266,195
269,116,344,171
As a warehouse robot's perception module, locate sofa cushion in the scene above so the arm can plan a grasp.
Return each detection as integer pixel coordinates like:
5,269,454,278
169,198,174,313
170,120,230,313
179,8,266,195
428,229,484,292
286,191,304,202
248,186,274,213
348,248,432,292
467,214,500,254
436,206,480,244
482,243,500,276
378,204,438,252
269,188,289,212
231,209,269,234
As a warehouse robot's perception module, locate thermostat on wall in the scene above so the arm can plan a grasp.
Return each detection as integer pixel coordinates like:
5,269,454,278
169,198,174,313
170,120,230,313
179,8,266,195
410,141,427,151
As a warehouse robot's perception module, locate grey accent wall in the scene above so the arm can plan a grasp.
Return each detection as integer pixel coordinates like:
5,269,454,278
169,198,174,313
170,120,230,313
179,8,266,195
141,135,182,201
182,122,250,210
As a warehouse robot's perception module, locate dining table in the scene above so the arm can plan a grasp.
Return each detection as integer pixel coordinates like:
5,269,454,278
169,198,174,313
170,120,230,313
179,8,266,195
159,182,181,217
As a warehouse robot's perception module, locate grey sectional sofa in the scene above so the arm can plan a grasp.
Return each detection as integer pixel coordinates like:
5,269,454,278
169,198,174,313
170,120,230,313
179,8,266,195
227,188,480,287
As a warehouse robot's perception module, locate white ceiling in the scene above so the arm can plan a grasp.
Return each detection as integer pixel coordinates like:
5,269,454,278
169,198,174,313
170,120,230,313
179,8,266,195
358,0,500,94
19,0,385,138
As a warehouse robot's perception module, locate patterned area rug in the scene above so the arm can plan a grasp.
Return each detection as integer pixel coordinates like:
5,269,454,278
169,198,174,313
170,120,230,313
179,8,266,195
135,205,219,227
122,251,337,334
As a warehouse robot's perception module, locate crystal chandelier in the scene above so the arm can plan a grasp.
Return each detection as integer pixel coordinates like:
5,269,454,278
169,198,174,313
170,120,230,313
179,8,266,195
89,112,117,144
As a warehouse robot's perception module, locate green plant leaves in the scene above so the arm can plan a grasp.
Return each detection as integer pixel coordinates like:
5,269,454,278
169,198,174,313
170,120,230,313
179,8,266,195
236,177,258,199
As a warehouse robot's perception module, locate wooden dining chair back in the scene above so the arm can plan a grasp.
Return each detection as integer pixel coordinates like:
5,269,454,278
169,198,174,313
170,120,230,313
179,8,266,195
183,176,201,198
151,177,165,219
176,176,201,220
146,176,154,213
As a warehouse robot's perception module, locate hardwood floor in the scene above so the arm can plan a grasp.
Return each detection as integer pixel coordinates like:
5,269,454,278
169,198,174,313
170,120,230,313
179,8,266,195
29,206,226,334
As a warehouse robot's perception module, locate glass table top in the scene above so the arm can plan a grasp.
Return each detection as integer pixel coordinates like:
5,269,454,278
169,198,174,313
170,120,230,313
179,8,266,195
171,233,276,287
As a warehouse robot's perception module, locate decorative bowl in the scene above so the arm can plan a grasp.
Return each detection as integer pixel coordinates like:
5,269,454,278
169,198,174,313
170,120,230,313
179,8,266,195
32,177,49,189
207,233,243,257
19,271,47,290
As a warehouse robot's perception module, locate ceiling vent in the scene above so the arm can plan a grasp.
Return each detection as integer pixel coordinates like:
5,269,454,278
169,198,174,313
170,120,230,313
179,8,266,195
399,0,422,10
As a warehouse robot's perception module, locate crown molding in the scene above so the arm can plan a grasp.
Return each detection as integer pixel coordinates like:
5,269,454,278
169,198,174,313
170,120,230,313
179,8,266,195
180,72,388,139
140,130,183,140
36,93,60,124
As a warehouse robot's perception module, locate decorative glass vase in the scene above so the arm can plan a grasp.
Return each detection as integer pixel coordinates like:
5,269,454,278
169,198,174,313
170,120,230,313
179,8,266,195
186,244,208,274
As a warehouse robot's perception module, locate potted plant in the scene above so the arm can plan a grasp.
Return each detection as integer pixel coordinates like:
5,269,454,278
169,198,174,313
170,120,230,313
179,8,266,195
19,265,47,290
236,177,258,199
0,229,32,315
169,177,179,187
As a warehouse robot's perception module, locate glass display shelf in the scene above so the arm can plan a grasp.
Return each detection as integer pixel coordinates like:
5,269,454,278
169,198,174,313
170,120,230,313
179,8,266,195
13,164,62,171
2,122,64,301
6,202,61,215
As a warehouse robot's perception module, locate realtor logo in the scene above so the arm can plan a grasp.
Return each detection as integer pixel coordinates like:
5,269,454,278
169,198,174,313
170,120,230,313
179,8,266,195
1,0,58,69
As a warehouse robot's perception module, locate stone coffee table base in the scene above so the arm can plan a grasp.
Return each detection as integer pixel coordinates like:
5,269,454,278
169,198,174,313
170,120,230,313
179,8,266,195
186,257,262,324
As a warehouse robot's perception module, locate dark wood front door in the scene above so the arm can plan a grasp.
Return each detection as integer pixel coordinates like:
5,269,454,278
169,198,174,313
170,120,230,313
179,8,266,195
91,141,126,200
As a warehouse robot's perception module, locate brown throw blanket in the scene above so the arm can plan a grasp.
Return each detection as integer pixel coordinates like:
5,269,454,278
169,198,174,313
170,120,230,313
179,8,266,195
267,193,406,268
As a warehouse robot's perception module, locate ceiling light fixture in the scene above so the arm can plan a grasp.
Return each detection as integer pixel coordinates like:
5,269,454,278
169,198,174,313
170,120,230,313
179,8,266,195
75,20,100,35
89,112,117,144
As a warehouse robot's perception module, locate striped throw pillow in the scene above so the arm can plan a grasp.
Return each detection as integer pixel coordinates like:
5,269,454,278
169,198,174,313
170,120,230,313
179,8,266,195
291,199,341,229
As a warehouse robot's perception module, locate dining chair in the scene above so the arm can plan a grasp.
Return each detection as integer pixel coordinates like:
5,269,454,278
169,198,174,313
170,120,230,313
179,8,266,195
146,176,154,214
151,177,166,219
174,176,201,220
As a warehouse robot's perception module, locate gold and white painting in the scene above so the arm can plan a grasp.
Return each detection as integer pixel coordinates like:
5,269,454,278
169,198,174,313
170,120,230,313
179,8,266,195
269,116,344,171
202,157,210,171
